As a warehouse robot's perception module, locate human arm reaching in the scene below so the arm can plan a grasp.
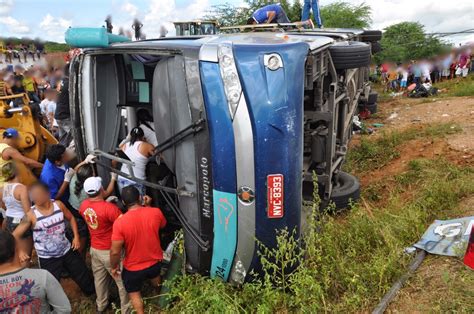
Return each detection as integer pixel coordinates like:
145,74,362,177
3,147,43,169
56,200,80,251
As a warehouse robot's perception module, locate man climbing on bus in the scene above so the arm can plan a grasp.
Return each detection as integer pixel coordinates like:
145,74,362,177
247,3,290,24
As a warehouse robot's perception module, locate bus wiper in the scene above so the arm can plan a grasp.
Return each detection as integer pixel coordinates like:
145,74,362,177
154,118,205,155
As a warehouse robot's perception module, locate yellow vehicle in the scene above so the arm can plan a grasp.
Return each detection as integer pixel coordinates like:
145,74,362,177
0,41,6,54
173,20,219,36
0,94,57,185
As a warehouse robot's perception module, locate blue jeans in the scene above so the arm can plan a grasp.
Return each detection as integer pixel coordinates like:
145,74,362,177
302,0,322,27
275,11,290,24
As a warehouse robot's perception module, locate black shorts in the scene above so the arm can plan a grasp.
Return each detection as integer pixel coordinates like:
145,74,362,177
39,249,95,296
122,262,162,293
5,216,32,239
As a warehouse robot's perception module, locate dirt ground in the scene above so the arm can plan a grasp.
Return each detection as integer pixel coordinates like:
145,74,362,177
360,96,474,312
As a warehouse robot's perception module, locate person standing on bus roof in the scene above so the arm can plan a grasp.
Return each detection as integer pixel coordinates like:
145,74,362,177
302,0,323,28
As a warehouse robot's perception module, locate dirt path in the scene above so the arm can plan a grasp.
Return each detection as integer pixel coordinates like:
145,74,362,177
373,96,474,153
357,96,474,312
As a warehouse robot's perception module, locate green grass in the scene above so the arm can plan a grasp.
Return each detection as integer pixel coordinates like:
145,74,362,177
433,75,474,97
393,255,474,312
344,123,462,173
152,157,474,313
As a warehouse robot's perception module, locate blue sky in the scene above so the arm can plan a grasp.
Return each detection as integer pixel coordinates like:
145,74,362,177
1,0,472,44
0,0,235,41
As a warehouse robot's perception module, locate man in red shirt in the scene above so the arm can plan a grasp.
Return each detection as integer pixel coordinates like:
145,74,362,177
79,177,130,313
110,186,166,313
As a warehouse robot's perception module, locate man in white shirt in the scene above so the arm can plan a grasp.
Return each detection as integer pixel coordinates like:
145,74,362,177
39,88,57,129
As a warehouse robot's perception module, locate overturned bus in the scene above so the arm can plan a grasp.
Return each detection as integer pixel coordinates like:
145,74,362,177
66,26,380,284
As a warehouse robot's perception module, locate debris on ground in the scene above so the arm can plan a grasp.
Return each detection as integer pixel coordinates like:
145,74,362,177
408,83,439,98
387,112,398,120
390,91,404,98
413,216,474,256
353,115,375,134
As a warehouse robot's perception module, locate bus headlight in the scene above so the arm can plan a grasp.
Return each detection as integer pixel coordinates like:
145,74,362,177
218,43,242,120
264,53,283,71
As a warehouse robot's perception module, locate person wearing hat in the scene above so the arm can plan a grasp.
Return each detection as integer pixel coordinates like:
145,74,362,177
79,177,130,313
0,128,43,187
69,155,117,260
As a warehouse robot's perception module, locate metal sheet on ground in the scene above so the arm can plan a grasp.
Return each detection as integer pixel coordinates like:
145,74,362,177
414,216,474,256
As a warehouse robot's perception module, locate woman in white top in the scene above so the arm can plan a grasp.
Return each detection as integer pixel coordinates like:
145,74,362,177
0,162,33,263
137,109,158,147
118,127,154,196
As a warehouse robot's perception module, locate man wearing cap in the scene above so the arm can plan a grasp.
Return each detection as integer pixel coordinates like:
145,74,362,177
0,128,43,187
79,177,130,314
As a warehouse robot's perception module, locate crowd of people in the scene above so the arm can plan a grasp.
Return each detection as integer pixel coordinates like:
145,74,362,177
0,61,168,313
0,63,71,138
0,142,167,313
1,42,44,64
377,48,473,93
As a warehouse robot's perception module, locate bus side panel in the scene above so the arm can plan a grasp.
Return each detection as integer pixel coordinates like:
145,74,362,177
200,61,238,281
183,52,214,275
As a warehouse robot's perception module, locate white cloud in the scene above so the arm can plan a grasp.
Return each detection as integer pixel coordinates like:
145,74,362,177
0,16,29,33
143,0,176,35
0,0,13,16
39,14,72,42
143,0,210,37
122,2,138,17
0,0,30,35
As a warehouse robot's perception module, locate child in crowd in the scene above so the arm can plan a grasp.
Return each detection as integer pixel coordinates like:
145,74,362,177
13,182,95,296
387,68,399,91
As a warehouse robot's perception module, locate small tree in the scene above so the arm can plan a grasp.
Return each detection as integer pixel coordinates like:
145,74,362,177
288,1,303,22
320,2,372,29
374,22,450,64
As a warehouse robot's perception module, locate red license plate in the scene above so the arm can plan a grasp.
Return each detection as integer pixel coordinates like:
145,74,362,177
267,174,284,218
